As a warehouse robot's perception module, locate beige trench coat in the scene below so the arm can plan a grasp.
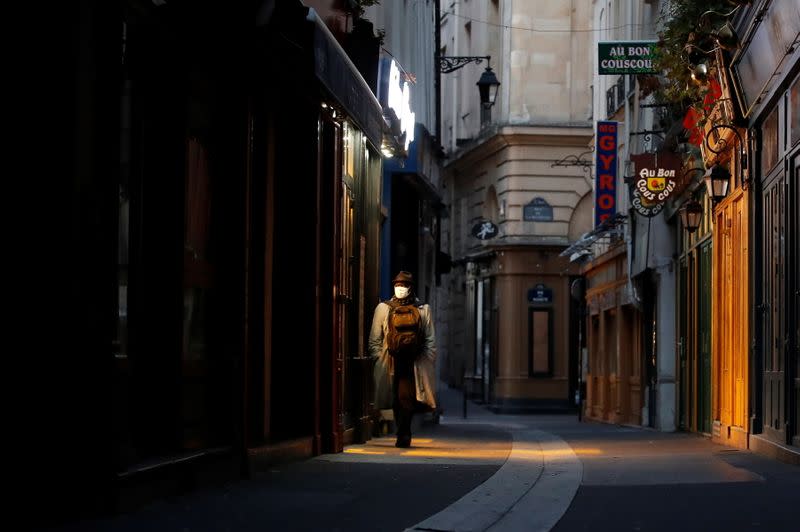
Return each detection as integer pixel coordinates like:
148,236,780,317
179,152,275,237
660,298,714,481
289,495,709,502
368,299,437,411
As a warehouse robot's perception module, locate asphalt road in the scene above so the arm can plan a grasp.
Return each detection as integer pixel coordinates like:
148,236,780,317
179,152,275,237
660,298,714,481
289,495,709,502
45,385,800,532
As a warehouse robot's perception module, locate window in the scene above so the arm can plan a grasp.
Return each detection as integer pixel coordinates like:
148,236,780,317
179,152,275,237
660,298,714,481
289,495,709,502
762,106,779,174
791,75,799,147
344,123,357,178
606,76,626,117
731,0,800,117
528,308,552,376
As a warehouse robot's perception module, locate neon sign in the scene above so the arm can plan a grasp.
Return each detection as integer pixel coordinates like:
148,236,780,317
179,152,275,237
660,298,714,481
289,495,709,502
386,60,416,151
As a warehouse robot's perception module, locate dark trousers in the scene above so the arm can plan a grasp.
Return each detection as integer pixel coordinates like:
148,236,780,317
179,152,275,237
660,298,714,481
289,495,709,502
393,359,416,439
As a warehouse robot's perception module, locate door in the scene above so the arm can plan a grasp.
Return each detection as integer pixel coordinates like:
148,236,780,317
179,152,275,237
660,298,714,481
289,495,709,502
480,278,493,404
699,242,712,433
679,257,688,430
338,179,355,442
791,150,800,446
474,279,493,403
760,169,786,443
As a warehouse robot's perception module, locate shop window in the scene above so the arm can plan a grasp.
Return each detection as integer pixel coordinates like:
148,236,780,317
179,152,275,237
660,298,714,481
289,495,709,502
606,309,617,374
528,308,552,376
791,75,799,147
115,82,132,361
475,280,484,377
762,106,779,174
590,314,600,375
731,0,800,117
344,123,357,179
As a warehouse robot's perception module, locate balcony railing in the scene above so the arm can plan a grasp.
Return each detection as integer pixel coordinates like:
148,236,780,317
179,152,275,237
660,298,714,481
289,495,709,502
606,76,635,118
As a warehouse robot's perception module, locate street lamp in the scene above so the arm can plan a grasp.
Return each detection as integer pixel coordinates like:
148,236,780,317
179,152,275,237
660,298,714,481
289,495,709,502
679,199,704,233
476,66,500,108
439,55,501,124
703,163,731,203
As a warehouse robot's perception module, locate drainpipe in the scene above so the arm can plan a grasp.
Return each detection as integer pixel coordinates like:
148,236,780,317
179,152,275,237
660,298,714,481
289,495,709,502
434,0,442,153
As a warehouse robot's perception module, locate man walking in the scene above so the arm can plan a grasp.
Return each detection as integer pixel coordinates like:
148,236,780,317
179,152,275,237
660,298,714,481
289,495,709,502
368,271,437,447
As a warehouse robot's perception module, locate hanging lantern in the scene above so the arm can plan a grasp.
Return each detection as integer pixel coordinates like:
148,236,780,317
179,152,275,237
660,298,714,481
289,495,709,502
691,63,710,84
679,199,703,233
704,164,731,203
715,22,740,50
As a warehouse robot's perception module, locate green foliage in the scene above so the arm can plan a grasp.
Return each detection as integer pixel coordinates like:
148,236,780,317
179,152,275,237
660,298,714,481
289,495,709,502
652,0,738,116
346,0,381,19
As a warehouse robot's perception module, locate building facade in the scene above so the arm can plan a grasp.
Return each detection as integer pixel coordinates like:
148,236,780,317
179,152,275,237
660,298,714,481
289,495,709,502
365,0,443,312
665,0,798,462
574,0,671,429
728,0,799,459
438,0,594,411
30,0,400,526
580,0,799,467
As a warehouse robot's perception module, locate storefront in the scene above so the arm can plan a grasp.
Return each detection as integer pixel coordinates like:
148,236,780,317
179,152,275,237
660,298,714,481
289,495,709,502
728,0,800,456
32,2,390,526
579,233,645,426
441,126,593,413
676,191,714,434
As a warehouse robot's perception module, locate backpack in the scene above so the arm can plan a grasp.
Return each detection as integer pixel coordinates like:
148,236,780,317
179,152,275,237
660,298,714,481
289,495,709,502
386,301,421,359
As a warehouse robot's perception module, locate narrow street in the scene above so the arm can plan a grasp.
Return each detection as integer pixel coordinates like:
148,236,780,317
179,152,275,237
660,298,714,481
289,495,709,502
30,2,800,529
51,384,799,532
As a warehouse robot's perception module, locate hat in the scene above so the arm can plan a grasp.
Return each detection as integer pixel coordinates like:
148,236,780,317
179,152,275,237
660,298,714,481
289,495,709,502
392,271,413,285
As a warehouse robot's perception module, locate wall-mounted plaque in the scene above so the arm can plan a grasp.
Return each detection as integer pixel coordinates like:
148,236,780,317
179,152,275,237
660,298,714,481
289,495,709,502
523,197,553,222
527,283,553,304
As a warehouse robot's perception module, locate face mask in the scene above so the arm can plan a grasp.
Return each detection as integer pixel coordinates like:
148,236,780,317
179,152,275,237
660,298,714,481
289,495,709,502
394,286,410,299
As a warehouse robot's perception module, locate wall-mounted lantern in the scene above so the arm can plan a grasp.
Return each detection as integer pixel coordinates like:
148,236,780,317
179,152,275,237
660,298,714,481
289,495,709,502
704,163,731,203
691,63,710,84
679,199,704,233
439,55,501,124
476,66,500,108
714,21,740,50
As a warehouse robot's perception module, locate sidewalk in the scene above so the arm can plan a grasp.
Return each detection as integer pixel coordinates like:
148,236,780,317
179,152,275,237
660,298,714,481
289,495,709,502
51,384,518,532
48,383,800,532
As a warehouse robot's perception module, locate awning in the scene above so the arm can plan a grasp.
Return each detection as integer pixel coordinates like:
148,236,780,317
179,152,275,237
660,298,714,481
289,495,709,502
306,8,385,149
560,213,627,261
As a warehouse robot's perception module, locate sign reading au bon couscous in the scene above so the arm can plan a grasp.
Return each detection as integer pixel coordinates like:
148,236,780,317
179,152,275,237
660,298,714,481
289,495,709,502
598,41,658,75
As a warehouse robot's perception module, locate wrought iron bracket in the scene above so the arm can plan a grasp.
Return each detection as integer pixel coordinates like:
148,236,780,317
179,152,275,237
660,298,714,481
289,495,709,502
551,150,593,172
682,166,706,184
630,129,665,144
704,123,749,189
439,55,491,74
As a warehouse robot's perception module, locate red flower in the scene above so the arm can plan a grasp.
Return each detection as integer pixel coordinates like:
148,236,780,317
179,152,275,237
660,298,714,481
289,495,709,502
703,79,722,113
683,107,703,146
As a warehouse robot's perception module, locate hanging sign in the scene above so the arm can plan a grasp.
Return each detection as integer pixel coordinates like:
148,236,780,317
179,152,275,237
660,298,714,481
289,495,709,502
523,197,553,221
471,220,499,240
595,121,618,227
378,58,416,152
629,151,681,218
598,41,658,75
